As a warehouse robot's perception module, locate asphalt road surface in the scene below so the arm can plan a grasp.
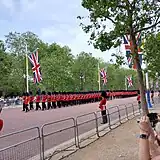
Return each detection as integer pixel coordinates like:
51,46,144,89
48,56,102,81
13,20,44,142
0,97,138,160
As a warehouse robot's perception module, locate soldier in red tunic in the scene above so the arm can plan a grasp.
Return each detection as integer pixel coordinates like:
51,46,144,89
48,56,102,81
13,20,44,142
35,91,41,110
41,91,47,110
22,92,26,111
51,92,57,109
57,92,61,108
0,101,3,132
24,92,30,112
99,91,107,124
29,91,34,110
47,92,52,110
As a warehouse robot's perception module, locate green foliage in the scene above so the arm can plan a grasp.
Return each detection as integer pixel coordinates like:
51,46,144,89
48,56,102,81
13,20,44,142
0,31,138,95
79,0,160,114
145,33,160,80
79,0,159,52
5,31,42,55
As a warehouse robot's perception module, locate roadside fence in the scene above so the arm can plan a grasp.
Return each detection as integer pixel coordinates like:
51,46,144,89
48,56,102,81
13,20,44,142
0,102,142,160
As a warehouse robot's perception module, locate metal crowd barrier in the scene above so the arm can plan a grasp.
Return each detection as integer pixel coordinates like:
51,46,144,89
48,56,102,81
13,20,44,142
76,112,98,148
0,127,41,160
0,102,141,160
41,118,76,160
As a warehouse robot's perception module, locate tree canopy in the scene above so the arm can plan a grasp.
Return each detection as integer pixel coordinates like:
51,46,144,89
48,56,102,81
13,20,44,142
79,0,160,114
0,31,138,96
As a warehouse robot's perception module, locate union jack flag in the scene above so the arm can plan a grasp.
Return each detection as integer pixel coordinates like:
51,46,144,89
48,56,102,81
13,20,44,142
123,33,142,69
28,49,42,84
127,76,133,87
100,68,107,85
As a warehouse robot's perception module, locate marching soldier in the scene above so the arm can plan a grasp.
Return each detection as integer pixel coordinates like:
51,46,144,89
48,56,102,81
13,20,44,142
51,92,57,109
66,92,70,107
47,92,52,110
29,91,34,110
61,92,65,107
57,92,61,108
22,92,26,111
35,91,41,110
41,91,47,110
0,103,3,132
24,92,30,112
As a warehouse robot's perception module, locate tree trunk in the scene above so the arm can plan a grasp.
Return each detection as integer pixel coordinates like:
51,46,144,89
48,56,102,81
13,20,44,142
130,33,149,115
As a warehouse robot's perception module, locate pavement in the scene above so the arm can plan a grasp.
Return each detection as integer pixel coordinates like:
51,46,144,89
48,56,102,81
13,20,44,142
61,117,140,160
0,97,138,160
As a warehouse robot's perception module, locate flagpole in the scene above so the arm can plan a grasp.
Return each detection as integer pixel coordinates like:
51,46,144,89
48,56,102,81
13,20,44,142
98,63,101,91
25,44,29,93
145,60,152,108
125,76,127,90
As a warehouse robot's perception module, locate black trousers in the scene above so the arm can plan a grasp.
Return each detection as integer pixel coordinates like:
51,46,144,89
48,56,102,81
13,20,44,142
25,104,29,112
42,102,46,110
23,103,25,111
30,102,34,110
57,101,61,108
52,102,56,109
101,110,108,124
47,102,52,109
36,102,41,110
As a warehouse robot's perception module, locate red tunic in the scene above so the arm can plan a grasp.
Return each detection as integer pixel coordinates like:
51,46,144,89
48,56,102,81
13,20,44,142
0,119,3,132
36,95,41,103
51,95,56,102
42,95,47,103
99,98,107,111
30,96,34,102
24,97,30,105
137,95,141,101
47,95,52,102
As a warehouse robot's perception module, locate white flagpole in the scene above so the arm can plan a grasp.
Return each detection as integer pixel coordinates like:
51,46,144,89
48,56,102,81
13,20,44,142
98,63,101,91
25,44,29,93
125,76,128,90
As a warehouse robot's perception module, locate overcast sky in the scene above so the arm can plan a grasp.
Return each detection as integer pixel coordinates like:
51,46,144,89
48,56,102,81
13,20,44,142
0,0,126,62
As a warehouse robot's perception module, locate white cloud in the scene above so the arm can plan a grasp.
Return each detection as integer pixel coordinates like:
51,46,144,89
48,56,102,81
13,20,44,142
0,0,126,63
1,0,14,9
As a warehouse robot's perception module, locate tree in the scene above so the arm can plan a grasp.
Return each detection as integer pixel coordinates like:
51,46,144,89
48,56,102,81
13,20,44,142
0,50,12,95
0,30,139,95
72,52,99,91
145,33,160,79
41,43,74,92
79,0,160,115
5,31,42,55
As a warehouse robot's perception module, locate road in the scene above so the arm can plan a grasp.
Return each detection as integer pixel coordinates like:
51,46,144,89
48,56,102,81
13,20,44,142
0,97,138,160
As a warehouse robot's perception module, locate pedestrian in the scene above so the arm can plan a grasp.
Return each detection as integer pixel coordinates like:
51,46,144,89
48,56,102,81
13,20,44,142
151,90,154,104
29,91,34,110
24,92,30,112
99,91,108,124
41,91,47,111
35,91,41,110
47,92,52,110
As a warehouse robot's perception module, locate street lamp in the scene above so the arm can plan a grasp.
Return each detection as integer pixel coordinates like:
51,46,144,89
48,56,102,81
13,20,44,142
80,73,84,91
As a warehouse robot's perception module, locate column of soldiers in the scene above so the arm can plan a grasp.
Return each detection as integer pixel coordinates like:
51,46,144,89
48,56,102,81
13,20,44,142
22,91,102,112
22,90,138,112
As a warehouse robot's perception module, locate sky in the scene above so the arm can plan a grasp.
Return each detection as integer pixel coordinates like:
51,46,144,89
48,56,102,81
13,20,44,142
0,0,125,62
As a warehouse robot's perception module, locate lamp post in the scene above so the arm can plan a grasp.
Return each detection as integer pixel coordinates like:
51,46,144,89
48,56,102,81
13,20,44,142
80,73,84,91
